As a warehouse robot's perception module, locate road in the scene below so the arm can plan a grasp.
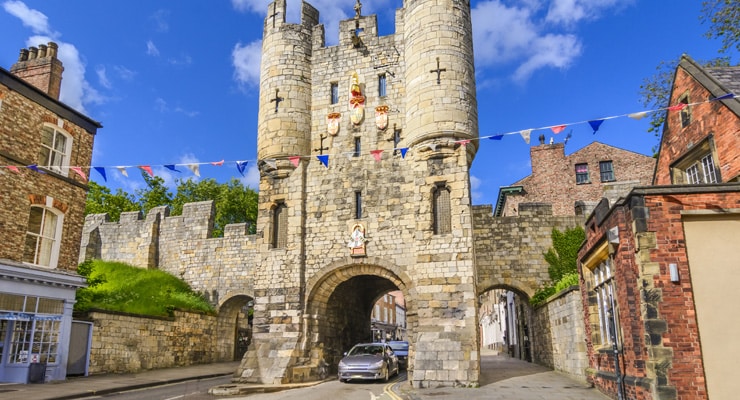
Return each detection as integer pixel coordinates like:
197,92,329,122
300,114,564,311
93,372,406,400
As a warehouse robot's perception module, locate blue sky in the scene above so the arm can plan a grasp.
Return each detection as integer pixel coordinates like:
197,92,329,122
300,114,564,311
1,0,734,206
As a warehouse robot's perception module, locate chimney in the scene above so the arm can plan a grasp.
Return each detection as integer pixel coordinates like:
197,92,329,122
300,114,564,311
10,42,64,100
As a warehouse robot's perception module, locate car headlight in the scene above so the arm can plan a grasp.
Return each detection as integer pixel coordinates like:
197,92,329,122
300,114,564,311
373,360,385,368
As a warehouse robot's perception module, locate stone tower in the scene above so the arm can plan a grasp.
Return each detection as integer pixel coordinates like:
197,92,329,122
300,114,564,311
240,0,481,387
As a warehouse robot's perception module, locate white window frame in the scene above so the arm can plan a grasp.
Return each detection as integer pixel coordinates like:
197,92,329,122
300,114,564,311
39,124,72,176
686,153,718,184
23,201,64,269
593,259,620,347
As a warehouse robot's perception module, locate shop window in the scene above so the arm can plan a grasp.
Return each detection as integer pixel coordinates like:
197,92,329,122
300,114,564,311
271,202,287,249
40,125,71,175
593,259,620,346
599,161,615,182
575,163,590,184
433,183,451,234
23,206,62,268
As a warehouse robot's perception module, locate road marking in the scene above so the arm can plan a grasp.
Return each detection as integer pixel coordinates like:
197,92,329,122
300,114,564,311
383,381,403,400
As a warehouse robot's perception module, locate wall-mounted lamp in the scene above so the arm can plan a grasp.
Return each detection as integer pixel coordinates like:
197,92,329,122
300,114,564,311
669,263,680,283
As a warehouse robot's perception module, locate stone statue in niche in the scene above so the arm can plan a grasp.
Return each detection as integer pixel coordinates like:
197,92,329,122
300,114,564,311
349,71,365,125
347,223,367,256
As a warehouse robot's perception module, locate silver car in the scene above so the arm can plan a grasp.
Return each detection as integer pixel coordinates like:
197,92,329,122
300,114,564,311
338,342,399,382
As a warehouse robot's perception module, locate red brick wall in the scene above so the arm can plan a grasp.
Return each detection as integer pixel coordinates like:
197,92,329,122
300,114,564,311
506,142,655,216
0,84,94,272
654,66,740,185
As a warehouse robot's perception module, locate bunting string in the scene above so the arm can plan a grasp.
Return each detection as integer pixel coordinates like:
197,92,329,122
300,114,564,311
1,94,735,182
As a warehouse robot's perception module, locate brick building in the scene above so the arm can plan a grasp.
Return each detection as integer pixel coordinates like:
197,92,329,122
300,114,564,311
0,42,101,383
495,138,655,217
578,54,740,400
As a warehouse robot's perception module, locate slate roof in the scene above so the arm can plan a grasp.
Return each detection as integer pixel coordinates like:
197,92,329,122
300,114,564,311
705,65,740,96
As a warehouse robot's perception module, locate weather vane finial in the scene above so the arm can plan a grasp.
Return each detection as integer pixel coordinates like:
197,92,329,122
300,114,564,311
354,0,362,19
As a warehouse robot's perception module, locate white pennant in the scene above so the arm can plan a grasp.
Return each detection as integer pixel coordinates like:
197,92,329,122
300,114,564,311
519,129,532,144
186,164,200,176
116,166,128,177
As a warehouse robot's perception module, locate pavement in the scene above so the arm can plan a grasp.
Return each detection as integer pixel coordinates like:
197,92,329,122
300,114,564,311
0,350,613,400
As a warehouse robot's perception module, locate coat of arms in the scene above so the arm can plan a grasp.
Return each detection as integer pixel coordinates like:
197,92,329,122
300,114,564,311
327,113,341,136
349,71,365,125
375,105,389,130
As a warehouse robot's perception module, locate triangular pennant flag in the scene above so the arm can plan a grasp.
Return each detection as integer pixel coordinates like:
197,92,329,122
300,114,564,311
164,164,181,172
186,164,200,177
628,111,648,120
427,144,437,151
551,125,566,134
94,167,107,181
210,160,224,167
489,135,503,140
710,93,734,101
70,166,87,181
263,159,277,170
344,152,355,160
588,119,604,134
27,164,45,174
399,148,408,158
459,139,471,147
370,149,383,162
289,156,301,167
317,154,329,168
519,129,531,144
7,165,20,174
236,161,248,176
667,103,686,111
116,166,128,177
139,165,153,177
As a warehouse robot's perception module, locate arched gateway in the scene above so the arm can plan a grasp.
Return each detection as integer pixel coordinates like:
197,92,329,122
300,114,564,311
81,0,581,389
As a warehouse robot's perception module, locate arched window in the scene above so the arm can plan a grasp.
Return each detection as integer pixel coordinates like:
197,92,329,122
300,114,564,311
272,202,287,248
40,124,72,175
23,205,63,268
432,183,451,234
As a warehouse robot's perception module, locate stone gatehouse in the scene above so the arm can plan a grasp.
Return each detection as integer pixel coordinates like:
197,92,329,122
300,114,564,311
80,0,589,388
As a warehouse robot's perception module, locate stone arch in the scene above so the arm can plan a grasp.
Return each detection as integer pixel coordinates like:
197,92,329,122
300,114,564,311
477,277,537,300
302,257,414,375
216,293,254,362
477,283,535,362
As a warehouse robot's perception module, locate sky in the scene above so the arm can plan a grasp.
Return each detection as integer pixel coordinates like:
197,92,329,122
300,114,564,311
1,0,735,207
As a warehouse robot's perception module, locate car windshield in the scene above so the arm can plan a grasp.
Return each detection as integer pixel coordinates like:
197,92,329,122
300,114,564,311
389,342,408,351
348,345,385,356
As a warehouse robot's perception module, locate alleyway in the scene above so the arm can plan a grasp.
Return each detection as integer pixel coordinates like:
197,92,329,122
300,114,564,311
400,351,612,400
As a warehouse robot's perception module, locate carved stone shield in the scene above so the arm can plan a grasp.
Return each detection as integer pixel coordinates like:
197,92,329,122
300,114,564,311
350,106,364,125
375,105,389,130
327,113,341,136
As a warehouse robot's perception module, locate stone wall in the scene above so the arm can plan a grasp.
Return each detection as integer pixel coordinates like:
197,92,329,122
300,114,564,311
531,286,588,383
84,309,233,374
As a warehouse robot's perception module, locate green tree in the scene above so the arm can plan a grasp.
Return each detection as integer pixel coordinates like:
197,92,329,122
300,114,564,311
701,0,740,54
543,226,585,282
85,181,139,222
136,173,173,215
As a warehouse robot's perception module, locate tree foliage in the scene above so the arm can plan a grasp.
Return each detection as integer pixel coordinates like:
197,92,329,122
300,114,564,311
701,0,740,54
85,181,139,221
85,177,258,237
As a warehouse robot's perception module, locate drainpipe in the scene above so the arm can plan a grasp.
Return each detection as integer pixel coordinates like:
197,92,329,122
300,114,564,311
608,296,625,400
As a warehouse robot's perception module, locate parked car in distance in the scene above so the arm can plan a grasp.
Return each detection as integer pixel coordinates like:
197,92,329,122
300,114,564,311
338,342,399,382
388,341,409,369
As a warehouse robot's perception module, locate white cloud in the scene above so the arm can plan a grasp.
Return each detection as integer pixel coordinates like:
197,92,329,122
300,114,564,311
239,163,260,190
470,175,482,203
2,0,55,36
149,9,170,32
512,33,581,82
96,66,111,89
232,40,262,89
146,40,160,56
545,0,629,26
113,65,136,81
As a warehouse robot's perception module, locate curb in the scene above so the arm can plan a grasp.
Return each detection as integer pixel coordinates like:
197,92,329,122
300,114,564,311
209,378,334,396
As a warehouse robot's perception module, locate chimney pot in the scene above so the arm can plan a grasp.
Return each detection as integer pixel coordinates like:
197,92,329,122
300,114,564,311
28,46,38,60
47,42,58,58
18,48,29,62
38,44,47,58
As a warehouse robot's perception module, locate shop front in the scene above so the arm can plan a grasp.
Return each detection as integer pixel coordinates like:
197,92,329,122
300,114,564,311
0,260,85,383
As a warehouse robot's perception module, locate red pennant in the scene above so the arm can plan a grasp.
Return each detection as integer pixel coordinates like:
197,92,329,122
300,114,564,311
139,165,153,177
551,125,566,134
70,166,87,181
289,156,300,167
668,103,687,111
370,150,383,162
210,160,225,166
459,139,471,147
7,166,20,174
